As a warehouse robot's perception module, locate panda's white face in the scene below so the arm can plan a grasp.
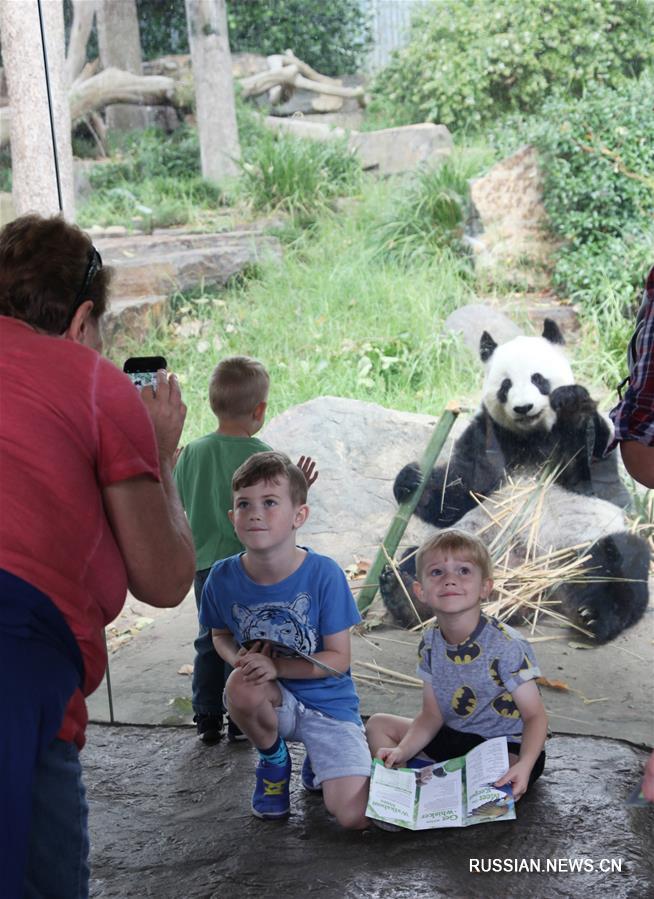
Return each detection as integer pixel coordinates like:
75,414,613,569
482,335,574,433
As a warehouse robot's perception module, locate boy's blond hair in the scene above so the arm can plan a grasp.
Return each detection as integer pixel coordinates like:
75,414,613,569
415,529,493,582
232,451,308,506
209,356,270,419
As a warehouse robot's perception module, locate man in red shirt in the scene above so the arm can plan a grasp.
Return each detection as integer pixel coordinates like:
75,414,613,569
0,214,195,897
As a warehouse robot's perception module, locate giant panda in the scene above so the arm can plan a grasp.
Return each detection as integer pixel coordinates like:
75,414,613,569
382,319,650,642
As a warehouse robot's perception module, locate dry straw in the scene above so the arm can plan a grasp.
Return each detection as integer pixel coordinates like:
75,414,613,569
377,468,646,638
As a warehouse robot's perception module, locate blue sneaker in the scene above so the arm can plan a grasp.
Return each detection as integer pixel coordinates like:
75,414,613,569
251,757,292,819
301,755,322,793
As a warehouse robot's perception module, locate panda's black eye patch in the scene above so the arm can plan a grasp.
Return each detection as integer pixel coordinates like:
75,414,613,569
497,378,512,403
531,373,551,395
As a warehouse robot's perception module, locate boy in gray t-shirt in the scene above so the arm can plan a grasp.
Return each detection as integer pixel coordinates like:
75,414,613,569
367,529,548,801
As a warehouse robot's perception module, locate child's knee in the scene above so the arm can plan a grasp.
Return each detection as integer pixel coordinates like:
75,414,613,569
323,777,370,830
224,668,259,711
365,713,382,736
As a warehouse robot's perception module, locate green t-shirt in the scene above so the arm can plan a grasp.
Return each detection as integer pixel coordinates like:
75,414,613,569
173,432,271,570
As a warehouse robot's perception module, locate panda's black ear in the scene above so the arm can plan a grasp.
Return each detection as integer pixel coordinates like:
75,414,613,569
542,319,565,345
480,331,497,362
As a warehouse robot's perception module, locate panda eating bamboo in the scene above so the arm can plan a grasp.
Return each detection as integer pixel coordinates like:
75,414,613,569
382,319,650,642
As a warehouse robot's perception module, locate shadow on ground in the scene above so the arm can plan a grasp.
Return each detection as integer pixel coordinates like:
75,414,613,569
86,726,653,899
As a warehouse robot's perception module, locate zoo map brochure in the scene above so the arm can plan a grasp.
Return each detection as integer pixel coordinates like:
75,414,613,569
366,736,516,830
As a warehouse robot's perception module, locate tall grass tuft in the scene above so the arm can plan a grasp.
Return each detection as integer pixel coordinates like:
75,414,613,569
374,150,493,265
238,130,362,218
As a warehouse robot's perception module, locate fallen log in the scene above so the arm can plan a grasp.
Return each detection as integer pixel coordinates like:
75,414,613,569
69,67,181,122
240,62,366,107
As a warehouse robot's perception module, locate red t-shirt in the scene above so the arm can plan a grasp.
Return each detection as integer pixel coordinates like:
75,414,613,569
0,316,160,748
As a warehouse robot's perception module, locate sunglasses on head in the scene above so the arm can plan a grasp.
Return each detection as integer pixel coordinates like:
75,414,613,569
60,245,103,334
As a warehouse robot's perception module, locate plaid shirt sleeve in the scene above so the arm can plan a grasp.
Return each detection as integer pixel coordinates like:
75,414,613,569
609,266,654,448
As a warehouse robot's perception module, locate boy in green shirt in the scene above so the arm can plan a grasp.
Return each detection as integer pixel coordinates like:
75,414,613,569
174,356,315,743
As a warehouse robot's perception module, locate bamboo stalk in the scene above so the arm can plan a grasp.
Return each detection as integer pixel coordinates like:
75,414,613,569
357,405,460,612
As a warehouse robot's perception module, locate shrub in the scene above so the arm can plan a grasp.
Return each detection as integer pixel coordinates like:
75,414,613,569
372,0,653,132
523,76,654,314
238,130,361,217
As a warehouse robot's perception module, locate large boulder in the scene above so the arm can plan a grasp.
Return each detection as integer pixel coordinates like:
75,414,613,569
264,118,453,175
349,123,452,175
98,229,281,347
261,395,467,568
468,144,558,289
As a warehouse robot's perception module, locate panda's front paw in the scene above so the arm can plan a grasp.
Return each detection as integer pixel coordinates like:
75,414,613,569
379,563,425,629
394,462,422,504
550,384,595,417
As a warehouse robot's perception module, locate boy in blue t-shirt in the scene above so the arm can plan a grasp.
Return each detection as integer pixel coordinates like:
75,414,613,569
200,451,371,828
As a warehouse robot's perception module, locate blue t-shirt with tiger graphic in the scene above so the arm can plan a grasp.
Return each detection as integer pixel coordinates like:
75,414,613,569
200,548,362,724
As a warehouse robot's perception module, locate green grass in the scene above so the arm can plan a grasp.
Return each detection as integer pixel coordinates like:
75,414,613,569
238,129,362,218
373,149,495,265
109,180,481,442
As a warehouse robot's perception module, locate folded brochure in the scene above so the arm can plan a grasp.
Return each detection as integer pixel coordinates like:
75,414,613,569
366,735,516,829
240,638,345,678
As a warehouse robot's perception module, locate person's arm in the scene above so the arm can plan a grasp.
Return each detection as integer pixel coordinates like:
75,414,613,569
212,628,242,666
236,628,352,684
619,441,654,488
103,371,195,608
494,680,548,801
377,684,444,768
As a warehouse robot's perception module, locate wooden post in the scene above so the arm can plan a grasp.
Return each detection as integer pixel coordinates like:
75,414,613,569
356,404,460,612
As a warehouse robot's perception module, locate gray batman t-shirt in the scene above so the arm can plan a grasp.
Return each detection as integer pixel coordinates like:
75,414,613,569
417,614,541,743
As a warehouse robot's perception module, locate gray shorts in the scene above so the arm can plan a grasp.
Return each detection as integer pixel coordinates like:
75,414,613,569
276,684,371,787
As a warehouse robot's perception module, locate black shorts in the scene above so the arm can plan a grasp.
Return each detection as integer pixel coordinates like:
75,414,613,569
422,725,546,792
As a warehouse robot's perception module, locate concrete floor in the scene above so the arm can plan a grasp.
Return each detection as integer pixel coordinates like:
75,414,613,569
83,591,654,898
85,726,653,899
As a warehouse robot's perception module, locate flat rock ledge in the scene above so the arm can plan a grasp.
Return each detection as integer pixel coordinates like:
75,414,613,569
99,229,282,346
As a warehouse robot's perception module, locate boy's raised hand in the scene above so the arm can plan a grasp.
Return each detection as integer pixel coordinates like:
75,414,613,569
297,455,319,488
494,759,531,802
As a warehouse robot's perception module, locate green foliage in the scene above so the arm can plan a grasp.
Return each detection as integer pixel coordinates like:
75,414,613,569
77,176,223,230
77,126,225,229
0,148,12,192
135,0,371,74
89,125,202,186
374,151,493,264
238,130,362,217
227,0,371,75
373,0,654,132
499,76,654,315
136,0,189,59
110,181,480,441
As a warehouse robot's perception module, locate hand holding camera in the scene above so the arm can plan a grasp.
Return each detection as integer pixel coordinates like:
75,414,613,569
124,356,186,463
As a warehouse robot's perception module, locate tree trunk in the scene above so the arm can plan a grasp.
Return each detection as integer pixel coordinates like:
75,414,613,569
0,0,75,218
97,0,147,132
65,0,98,88
185,0,240,181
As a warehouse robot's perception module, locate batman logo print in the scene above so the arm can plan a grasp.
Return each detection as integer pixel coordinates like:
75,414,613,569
489,657,503,687
451,685,477,717
446,642,481,664
492,691,520,719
